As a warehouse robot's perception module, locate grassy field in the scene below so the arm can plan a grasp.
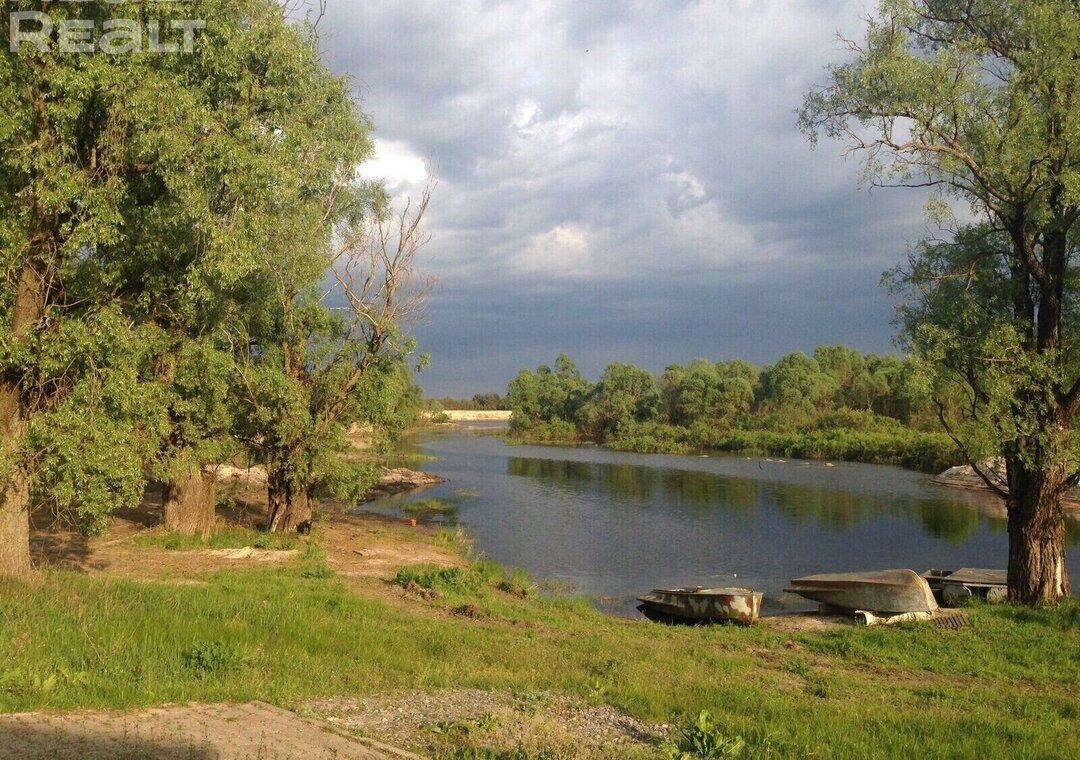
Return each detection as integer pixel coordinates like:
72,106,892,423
1,538,1078,759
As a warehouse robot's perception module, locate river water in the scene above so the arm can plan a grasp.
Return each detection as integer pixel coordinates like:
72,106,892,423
369,429,1080,615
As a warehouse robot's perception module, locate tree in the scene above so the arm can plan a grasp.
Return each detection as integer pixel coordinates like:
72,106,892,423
759,353,837,421
136,3,359,538
0,0,361,573
505,355,590,429
471,393,503,411
800,0,1080,603
236,181,432,533
579,363,660,440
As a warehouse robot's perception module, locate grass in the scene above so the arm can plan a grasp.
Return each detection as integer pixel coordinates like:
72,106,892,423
134,526,299,552
1,552,1078,758
402,498,459,516
511,419,960,473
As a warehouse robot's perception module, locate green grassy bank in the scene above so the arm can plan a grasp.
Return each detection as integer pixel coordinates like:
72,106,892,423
511,420,959,473
1,549,1078,759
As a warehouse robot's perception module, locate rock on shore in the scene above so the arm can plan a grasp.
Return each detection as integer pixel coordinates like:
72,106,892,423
932,459,1080,511
366,468,445,500
216,464,445,502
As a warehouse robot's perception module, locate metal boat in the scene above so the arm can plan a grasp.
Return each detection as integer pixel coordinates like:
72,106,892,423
637,587,763,626
785,569,938,614
923,568,1008,605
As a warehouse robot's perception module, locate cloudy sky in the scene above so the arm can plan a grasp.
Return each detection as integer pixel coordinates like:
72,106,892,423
318,0,932,397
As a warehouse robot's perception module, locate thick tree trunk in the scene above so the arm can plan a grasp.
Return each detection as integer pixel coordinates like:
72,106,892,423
0,428,32,578
266,465,314,534
163,467,217,538
1006,460,1072,605
0,264,45,578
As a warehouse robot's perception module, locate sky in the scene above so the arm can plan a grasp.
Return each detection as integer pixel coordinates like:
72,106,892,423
318,0,934,397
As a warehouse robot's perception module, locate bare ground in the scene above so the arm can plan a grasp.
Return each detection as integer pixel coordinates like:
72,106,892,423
29,480,462,583
0,701,419,760
304,689,667,759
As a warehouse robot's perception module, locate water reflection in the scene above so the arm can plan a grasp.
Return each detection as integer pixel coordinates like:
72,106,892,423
508,455,1021,544
372,433,1079,610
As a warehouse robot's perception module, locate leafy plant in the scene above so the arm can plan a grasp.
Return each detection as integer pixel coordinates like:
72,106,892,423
180,641,247,678
664,711,746,759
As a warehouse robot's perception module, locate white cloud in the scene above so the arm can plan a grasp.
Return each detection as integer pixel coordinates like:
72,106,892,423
359,138,429,193
509,223,597,279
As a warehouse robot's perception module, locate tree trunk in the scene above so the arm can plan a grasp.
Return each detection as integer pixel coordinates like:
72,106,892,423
0,418,31,578
163,466,217,539
0,264,45,578
266,465,314,534
1006,459,1072,605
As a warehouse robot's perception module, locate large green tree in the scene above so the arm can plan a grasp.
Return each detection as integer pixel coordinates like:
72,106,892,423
0,1,361,572
801,0,1080,603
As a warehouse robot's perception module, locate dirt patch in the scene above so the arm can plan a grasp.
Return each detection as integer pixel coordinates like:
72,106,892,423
0,701,416,760
760,612,854,633
304,689,665,758
30,477,460,585
201,547,298,561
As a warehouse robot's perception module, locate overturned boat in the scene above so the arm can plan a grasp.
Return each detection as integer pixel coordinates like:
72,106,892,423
637,587,763,626
923,568,1008,605
785,569,938,614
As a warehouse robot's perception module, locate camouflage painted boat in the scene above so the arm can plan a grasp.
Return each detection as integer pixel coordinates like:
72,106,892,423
785,569,938,614
636,587,763,626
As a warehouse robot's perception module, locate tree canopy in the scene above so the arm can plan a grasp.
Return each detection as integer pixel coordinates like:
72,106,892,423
802,0,1080,604
0,1,430,574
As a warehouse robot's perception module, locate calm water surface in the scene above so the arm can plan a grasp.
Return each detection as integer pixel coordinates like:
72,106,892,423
369,429,1080,615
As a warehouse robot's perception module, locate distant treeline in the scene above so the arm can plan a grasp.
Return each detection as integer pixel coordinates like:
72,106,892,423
504,349,962,472
432,394,507,412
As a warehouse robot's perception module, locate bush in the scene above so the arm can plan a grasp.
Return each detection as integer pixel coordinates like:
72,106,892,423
608,422,691,454
508,418,579,444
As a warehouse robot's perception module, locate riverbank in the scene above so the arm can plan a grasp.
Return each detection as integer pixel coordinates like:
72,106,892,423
3,477,1078,758
931,462,1080,514
509,421,960,473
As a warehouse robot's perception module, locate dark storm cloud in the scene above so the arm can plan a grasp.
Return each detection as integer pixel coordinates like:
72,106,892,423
317,0,931,396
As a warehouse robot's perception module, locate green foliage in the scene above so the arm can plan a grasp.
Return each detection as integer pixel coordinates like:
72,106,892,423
507,349,959,470
437,394,505,411
403,499,458,517
801,0,1080,600
578,363,661,441
607,422,692,455
506,355,590,430
394,565,484,596
181,641,248,679
27,310,169,535
0,0,418,547
664,712,746,759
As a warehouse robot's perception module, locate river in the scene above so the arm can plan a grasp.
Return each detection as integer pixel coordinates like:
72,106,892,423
368,428,1080,615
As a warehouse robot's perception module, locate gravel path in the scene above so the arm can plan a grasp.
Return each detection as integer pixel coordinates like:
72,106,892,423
305,688,667,758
